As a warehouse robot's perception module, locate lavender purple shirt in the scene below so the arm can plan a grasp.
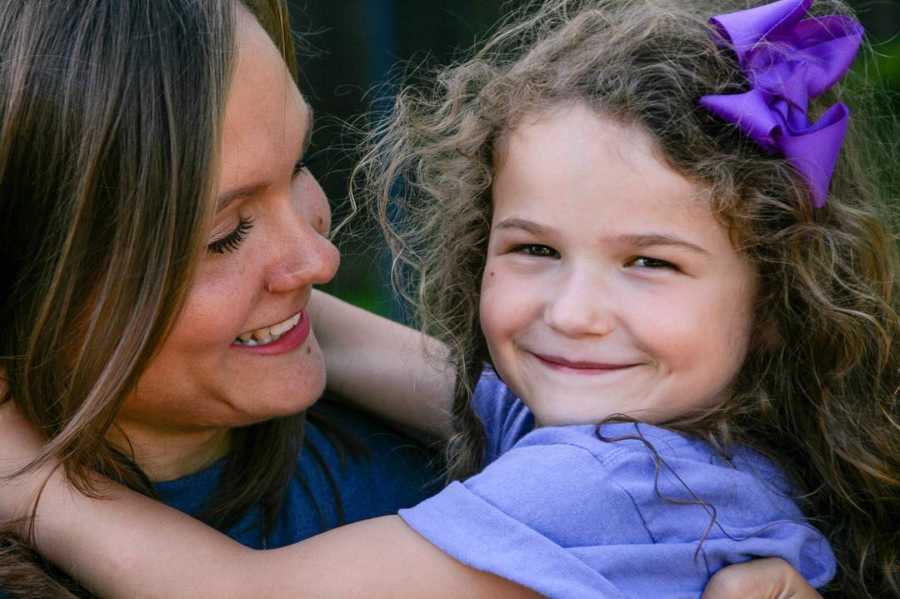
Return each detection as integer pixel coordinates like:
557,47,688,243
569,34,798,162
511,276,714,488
399,370,835,598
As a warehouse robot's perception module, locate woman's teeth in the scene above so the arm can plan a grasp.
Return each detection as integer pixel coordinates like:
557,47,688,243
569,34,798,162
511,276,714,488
234,312,301,347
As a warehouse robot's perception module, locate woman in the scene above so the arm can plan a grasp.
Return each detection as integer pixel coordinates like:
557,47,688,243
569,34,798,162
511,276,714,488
0,1,443,594
0,0,822,596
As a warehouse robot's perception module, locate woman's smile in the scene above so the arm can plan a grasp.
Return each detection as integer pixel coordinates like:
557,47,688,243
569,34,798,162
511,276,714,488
232,309,310,354
233,309,304,346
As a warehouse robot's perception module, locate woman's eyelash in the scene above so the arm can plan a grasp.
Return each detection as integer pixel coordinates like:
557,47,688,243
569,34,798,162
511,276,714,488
207,216,254,255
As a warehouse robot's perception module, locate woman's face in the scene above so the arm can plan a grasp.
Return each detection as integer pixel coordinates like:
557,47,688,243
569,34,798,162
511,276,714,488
117,9,339,443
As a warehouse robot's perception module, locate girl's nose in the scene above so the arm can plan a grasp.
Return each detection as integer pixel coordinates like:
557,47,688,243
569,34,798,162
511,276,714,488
544,270,614,337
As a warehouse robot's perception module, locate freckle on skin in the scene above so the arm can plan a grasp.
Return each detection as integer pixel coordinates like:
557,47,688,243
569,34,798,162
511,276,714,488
317,217,323,229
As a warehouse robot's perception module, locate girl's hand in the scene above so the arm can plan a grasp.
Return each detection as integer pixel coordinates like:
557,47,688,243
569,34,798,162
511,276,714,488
0,377,52,526
702,558,824,599
309,290,454,438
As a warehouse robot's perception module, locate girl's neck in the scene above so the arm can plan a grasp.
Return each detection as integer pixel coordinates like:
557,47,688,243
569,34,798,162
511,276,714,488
106,421,231,482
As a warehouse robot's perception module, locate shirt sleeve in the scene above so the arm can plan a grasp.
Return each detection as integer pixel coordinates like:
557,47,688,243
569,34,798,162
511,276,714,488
470,369,534,463
399,426,836,599
400,441,632,598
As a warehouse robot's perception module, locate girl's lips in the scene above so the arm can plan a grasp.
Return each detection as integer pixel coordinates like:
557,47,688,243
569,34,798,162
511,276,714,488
533,353,638,372
231,310,311,355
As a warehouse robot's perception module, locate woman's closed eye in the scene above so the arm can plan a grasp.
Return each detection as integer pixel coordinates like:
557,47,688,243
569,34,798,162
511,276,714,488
207,216,254,255
207,149,327,256
513,244,560,258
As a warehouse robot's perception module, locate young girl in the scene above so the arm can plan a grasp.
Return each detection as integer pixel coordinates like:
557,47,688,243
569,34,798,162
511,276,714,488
2,0,897,597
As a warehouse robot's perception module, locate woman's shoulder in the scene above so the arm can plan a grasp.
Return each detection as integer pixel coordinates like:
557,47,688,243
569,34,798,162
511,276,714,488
153,401,443,548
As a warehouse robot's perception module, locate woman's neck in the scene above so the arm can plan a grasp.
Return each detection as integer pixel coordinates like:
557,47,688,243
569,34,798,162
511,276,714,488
106,422,231,482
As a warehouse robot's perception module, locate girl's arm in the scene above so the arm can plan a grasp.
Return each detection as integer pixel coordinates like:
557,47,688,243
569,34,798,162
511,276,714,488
31,462,537,599
30,461,827,599
0,391,825,599
308,289,455,438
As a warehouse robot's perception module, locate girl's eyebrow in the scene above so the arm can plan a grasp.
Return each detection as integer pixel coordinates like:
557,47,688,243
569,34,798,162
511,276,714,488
215,103,315,212
494,217,709,255
619,233,710,255
493,217,548,235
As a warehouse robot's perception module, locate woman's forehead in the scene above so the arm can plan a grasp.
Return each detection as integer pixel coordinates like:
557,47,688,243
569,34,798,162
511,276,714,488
216,8,309,202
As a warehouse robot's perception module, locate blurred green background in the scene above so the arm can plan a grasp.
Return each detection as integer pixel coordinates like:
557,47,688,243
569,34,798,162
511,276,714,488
287,0,900,317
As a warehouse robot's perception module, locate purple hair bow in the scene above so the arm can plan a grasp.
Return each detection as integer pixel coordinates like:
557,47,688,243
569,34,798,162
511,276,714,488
699,0,863,207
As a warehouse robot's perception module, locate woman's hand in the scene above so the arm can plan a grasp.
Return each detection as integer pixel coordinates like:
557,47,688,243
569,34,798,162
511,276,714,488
702,558,824,599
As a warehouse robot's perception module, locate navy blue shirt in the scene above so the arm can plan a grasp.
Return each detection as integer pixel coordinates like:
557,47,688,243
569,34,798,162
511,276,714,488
0,402,442,597
155,400,444,548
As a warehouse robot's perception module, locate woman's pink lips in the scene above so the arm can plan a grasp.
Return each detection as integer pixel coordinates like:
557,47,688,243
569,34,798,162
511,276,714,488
533,353,637,372
230,311,310,355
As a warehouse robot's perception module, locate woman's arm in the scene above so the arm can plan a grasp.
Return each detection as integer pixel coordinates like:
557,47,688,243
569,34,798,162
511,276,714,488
308,290,455,438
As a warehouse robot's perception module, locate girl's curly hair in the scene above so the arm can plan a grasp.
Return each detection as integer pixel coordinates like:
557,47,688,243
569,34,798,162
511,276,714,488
355,0,899,596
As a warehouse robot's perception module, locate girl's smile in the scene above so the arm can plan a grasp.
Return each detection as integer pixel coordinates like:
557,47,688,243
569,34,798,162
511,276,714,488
529,353,642,373
481,102,759,428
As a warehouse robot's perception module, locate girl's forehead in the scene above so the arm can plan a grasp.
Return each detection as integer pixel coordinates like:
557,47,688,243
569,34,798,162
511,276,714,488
495,104,659,169
490,103,729,247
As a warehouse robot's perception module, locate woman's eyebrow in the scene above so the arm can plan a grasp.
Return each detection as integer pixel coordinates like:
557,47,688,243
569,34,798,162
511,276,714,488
215,104,315,212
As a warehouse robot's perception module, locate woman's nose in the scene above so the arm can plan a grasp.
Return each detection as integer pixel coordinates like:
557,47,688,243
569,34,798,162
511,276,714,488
265,229,339,294
264,187,340,294
544,269,614,337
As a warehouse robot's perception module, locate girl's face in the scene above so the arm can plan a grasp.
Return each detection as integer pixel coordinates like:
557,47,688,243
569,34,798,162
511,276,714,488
116,9,339,459
481,103,758,427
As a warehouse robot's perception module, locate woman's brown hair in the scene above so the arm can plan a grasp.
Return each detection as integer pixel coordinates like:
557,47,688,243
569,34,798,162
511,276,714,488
358,0,899,596
0,1,311,595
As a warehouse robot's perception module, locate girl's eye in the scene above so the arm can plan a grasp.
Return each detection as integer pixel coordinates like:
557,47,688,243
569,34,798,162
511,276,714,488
514,244,559,258
207,216,254,255
629,256,675,269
